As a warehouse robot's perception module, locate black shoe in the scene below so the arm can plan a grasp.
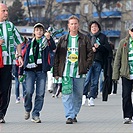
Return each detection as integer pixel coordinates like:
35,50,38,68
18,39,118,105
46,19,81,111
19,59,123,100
0,118,5,123
73,117,77,123
66,118,73,124
48,90,53,93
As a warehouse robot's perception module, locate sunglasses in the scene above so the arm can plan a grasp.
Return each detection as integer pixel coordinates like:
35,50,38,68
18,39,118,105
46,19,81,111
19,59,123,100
130,28,133,32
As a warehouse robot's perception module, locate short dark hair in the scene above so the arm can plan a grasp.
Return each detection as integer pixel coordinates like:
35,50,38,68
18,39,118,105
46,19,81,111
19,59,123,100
88,20,101,32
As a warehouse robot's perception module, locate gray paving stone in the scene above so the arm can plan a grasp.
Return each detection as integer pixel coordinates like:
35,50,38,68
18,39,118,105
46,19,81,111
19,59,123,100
0,80,133,133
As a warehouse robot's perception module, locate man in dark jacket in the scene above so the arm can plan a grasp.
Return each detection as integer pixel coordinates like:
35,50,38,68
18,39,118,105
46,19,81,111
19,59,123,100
53,15,93,124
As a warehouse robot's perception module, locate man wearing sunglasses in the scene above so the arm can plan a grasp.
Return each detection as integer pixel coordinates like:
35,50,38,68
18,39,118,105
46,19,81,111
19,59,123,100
113,25,133,124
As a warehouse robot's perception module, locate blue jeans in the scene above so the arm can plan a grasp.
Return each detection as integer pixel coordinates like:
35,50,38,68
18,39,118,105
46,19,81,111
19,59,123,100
15,76,26,99
24,70,47,118
89,61,102,99
99,69,104,93
62,77,85,119
83,68,92,98
84,61,102,99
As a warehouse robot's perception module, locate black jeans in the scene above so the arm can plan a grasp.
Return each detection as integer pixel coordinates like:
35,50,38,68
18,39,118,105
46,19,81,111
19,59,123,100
121,77,133,119
112,80,117,94
0,65,12,119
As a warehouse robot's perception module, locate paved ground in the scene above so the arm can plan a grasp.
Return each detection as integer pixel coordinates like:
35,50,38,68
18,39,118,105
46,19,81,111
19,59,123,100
0,80,133,133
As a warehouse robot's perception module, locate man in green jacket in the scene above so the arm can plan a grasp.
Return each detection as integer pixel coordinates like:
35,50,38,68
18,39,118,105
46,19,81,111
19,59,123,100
112,25,133,124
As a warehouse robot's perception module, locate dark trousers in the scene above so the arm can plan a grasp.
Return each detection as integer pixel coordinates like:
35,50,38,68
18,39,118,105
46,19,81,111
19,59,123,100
121,77,133,119
112,80,117,94
0,65,12,119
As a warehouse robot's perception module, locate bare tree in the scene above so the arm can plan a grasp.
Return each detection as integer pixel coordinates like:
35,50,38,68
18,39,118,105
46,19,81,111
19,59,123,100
26,0,32,25
8,0,27,26
42,0,61,29
25,0,62,28
85,0,122,24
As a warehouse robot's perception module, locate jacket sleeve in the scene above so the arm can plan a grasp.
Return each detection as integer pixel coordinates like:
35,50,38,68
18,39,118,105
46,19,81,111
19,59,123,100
53,37,62,77
112,40,122,80
47,37,56,50
86,35,94,69
98,35,111,53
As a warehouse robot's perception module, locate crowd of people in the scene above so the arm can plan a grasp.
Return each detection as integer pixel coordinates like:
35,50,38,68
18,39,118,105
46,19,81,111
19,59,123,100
0,2,133,125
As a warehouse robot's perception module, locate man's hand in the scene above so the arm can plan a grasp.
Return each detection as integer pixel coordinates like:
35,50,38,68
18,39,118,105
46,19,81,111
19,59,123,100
0,39,4,45
55,76,59,80
18,57,23,67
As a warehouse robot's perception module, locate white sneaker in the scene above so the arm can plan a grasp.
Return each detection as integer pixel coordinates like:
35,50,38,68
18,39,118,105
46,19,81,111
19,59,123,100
16,97,20,104
82,95,86,105
123,118,132,124
88,97,94,106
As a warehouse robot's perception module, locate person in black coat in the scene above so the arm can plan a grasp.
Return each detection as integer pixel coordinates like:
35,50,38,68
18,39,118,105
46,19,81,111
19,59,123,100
82,20,112,106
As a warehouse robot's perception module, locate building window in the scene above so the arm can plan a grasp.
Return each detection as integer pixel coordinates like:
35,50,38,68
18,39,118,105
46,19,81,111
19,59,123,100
126,0,132,11
125,20,133,30
76,5,80,14
82,22,88,31
84,4,89,14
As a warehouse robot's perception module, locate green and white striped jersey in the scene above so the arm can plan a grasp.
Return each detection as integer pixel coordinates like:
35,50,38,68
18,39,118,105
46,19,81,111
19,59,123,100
63,34,85,78
0,21,24,65
128,37,133,79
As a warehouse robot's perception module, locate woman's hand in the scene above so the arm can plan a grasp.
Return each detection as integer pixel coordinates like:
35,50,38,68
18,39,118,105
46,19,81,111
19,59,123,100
94,43,99,48
92,47,96,52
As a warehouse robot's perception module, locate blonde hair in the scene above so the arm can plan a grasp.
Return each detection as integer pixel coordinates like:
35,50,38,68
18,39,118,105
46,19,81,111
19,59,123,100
68,15,79,23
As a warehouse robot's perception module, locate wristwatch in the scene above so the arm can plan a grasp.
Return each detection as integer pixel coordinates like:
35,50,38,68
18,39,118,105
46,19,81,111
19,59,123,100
18,55,22,58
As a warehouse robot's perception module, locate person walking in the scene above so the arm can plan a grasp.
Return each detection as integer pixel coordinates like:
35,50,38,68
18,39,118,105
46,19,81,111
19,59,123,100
23,23,56,123
82,20,111,106
53,15,93,124
0,3,24,123
13,37,28,104
12,62,26,104
112,25,133,124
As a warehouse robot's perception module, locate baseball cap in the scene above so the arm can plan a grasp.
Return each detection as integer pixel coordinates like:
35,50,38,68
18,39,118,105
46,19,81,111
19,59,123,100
33,23,44,30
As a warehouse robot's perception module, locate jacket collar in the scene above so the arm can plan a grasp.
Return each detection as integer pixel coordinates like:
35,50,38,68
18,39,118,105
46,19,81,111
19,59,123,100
64,31,84,41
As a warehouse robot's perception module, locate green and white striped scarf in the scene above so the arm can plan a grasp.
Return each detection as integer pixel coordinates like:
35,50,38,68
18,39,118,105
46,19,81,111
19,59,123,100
128,37,133,79
26,38,42,68
0,21,24,65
